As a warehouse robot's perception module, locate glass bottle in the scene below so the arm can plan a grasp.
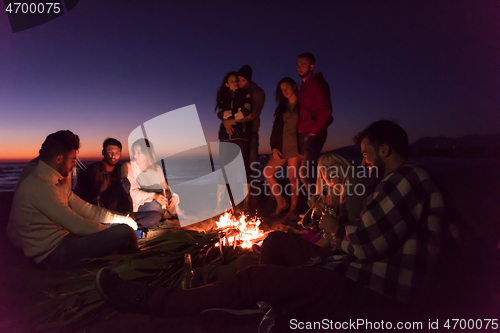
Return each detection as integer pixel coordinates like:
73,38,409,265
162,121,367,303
181,253,194,289
161,189,167,210
311,200,325,224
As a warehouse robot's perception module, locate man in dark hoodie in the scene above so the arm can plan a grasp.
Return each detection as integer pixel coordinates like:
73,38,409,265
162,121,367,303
297,52,333,198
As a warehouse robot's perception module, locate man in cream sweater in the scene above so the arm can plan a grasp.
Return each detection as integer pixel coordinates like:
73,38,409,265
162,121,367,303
7,130,138,269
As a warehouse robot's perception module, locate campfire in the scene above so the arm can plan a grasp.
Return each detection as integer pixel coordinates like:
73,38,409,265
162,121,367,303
215,211,267,249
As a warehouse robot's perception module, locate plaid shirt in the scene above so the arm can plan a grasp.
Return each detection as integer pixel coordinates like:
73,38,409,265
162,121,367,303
315,162,459,301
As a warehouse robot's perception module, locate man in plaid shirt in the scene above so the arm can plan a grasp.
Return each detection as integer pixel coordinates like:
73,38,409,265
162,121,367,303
318,120,460,301
95,120,459,319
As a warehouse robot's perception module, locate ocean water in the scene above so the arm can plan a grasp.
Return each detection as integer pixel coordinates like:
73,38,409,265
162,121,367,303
1,156,495,193
0,163,25,193
0,157,242,192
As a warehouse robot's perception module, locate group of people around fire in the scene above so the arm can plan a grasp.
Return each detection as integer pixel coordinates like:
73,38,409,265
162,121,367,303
6,52,461,323
216,53,333,222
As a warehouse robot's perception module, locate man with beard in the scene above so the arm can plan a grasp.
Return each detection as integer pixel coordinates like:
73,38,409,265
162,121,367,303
7,131,138,269
94,121,459,320
75,138,132,214
297,52,334,198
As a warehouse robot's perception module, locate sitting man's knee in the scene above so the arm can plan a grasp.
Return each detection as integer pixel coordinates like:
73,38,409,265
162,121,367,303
112,224,138,251
113,224,137,240
265,231,287,242
261,231,290,249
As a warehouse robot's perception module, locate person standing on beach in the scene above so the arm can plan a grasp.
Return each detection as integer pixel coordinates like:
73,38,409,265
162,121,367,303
264,77,302,221
297,52,333,198
6,130,138,269
75,138,132,214
215,71,253,212
223,65,265,210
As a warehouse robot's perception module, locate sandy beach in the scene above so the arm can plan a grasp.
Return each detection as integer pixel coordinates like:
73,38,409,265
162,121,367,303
0,156,499,332
2,0,498,330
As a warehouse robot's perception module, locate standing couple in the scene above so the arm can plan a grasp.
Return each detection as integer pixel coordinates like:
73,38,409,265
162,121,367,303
216,54,333,220
215,65,265,211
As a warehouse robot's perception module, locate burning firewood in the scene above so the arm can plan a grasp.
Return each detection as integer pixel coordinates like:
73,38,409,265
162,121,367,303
215,211,268,249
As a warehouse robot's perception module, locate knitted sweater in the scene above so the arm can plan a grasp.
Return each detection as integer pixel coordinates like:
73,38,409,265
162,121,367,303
7,161,110,263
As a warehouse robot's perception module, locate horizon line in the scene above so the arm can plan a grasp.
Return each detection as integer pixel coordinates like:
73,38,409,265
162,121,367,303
2,131,499,163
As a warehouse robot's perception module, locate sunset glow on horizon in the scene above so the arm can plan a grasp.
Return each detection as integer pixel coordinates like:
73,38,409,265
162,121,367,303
1,1,498,163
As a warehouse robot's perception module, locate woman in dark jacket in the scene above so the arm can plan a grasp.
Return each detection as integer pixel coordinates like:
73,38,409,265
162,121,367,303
264,77,302,220
216,71,252,144
214,72,252,212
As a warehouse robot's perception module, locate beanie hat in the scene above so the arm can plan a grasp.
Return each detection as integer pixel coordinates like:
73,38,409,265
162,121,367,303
237,65,253,82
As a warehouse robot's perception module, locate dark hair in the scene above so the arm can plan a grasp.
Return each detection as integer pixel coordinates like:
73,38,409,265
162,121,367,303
39,130,80,162
298,52,315,65
215,71,238,112
103,137,122,150
353,120,409,158
131,138,156,166
275,77,299,104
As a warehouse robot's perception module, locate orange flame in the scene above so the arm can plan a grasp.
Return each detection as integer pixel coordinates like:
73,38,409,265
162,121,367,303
215,211,267,249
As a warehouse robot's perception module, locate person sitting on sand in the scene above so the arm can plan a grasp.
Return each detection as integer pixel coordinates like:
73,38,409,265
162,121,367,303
291,152,374,248
315,153,374,222
94,120,459,319
74,138,132,214
122,138,179,229
6,130,138,269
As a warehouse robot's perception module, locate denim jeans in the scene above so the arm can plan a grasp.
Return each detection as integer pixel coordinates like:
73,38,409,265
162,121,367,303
135,200,164,228
299,134,327,196
119,178,164,229
42,224,138,269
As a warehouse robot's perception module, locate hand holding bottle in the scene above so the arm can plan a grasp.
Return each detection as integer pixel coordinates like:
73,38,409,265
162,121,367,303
154,192,169,208
319,211,340,236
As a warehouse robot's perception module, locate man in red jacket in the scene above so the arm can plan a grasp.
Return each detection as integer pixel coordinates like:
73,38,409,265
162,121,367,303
297,52,333,198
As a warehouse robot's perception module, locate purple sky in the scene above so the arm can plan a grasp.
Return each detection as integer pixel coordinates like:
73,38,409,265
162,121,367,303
1,0,499,161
